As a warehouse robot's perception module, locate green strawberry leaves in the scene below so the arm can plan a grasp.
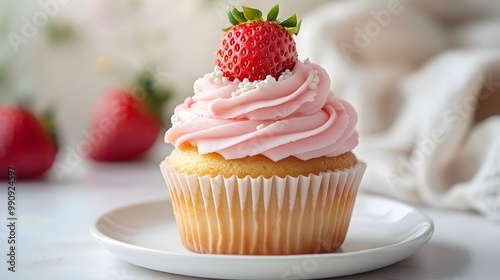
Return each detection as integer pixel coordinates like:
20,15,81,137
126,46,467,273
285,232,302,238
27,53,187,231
280,13,297,28
229,7,245,24
137,70,173,126
286,19,302,36
242,6,263,21
40,105,59,149
225,4,301,35
266,4,279,21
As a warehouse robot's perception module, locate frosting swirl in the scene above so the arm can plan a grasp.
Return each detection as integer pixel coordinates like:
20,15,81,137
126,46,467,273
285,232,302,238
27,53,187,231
165,59,358,161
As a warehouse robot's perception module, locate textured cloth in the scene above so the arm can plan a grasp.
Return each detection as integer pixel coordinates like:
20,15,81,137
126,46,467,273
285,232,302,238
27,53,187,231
297,0,500,221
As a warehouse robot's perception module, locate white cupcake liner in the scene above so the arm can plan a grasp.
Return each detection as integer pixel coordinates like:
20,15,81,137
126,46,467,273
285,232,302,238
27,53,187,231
160,160,366,255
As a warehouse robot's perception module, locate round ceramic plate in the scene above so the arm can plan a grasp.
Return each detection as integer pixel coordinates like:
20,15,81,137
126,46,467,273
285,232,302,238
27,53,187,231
90,194,433,280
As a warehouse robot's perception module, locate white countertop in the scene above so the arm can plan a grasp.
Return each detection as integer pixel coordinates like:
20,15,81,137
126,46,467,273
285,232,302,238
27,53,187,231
1,152,500,280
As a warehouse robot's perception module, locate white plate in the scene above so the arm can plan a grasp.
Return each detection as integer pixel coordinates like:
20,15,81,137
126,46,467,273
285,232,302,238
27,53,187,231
90,194,433,279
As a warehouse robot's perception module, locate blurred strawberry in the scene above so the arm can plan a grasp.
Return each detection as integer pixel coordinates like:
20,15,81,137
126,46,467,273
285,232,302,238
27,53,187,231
0,106,58,179
88,71,171,161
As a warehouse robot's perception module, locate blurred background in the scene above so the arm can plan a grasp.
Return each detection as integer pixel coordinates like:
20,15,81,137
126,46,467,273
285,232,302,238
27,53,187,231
1,0,500,218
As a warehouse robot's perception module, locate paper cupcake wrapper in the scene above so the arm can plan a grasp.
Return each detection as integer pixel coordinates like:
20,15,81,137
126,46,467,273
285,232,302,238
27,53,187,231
160,161,366,255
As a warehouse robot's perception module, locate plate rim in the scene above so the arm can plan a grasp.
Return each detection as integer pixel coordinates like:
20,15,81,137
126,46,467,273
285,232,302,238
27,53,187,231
89,194,434,277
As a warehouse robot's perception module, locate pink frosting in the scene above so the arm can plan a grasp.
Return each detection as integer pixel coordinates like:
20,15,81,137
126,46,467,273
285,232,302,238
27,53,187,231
165,60,358,161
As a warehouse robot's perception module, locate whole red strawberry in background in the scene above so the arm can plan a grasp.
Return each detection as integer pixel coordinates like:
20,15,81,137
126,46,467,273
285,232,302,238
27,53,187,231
88,71,171,161
216,5,301,82
0,106,58,179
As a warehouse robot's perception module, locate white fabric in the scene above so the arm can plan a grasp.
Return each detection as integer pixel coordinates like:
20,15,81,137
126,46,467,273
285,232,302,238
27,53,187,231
296,0,500,221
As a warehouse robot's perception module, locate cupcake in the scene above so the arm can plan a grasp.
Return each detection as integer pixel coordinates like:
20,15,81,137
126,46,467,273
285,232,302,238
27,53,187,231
160,5,366,255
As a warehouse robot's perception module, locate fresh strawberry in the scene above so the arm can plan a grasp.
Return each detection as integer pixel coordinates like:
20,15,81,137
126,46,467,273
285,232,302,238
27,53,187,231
216,5,301,82
0,106,58,179
88,71,171,161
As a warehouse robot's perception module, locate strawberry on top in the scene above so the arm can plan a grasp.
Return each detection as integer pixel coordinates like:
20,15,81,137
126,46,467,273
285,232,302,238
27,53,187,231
216,5,301,82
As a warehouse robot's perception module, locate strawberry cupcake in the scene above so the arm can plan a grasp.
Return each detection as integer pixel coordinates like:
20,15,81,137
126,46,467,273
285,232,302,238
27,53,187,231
160,5,366,255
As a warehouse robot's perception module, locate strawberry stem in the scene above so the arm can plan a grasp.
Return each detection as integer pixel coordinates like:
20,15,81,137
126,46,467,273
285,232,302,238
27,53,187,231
137,70,172,126
41,105,59,149
224,5,301,35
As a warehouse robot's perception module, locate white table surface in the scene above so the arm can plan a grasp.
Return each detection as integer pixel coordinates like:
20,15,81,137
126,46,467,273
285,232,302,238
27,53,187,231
1,149,500,280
